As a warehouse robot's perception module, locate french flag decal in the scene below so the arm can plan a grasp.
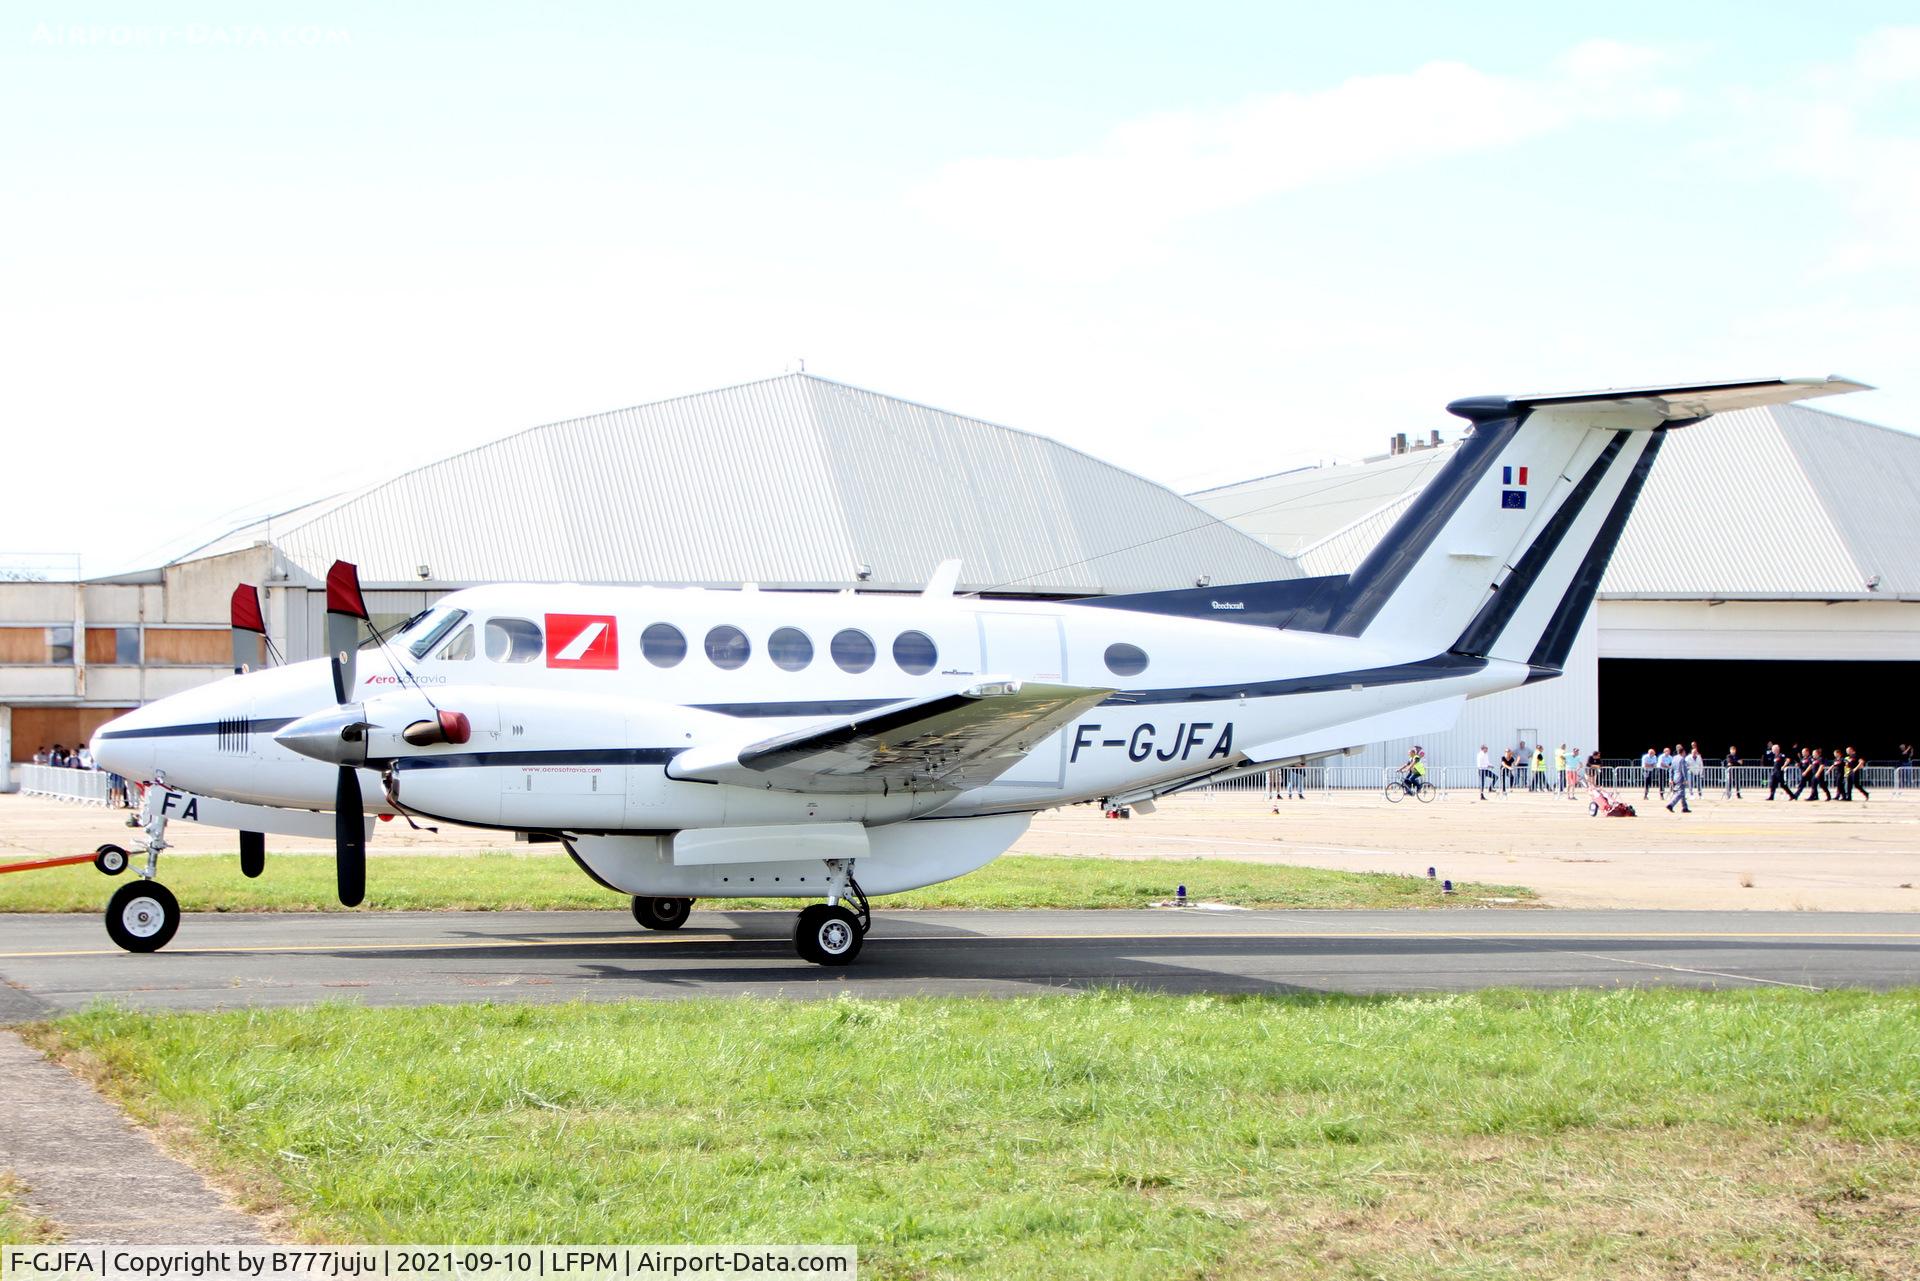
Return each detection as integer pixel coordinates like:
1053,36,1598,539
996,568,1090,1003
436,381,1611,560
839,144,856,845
1501,465,1528,509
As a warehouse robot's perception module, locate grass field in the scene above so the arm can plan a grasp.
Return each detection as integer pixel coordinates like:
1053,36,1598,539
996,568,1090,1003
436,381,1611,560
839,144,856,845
0,852,1531,914
33,990,1920,1278
0,1173,58,1245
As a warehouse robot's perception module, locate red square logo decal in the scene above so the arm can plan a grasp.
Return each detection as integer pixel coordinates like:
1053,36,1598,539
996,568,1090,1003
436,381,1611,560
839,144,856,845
545,614,619,669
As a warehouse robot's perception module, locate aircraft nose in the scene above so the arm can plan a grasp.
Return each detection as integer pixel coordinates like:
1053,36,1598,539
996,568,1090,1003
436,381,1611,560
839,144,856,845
91,706,161,781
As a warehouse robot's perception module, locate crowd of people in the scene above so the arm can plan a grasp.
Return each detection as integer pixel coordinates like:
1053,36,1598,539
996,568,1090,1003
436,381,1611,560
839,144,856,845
27,742,135,808
1472,741,1604,799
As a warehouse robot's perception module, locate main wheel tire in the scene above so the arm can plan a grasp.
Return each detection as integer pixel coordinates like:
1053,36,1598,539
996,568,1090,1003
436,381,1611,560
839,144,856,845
794,903,863,966
631,895,693,930
105,881,179,953
93,844,129,876
1415,781,1437,803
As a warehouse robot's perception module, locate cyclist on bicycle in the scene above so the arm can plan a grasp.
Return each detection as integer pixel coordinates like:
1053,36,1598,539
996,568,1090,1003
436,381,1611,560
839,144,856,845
1401,747,1428,791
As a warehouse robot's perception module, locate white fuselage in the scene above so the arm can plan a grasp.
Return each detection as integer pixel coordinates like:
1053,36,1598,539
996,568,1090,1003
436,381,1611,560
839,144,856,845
93,582,1526,896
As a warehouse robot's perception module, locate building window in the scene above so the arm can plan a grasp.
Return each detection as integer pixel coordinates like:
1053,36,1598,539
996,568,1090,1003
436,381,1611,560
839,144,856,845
893,630,937,675
1104,642,1149,676
47,626,74,666
705,625,751,670
485,618,545,663
768,627,813,671
830,629,875,673
642,623,686,668
113,627,141,665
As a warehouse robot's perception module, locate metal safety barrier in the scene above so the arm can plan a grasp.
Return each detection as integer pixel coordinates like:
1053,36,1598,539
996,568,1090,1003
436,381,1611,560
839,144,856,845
19,764,114,805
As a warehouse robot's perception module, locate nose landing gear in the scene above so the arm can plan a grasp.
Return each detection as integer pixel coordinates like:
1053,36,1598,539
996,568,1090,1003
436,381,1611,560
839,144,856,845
102,783,181,953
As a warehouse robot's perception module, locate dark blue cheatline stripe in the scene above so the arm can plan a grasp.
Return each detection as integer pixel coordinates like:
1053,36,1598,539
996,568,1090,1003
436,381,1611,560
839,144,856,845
1527,428,1667,672
391,748,681,771
1452,431,1629,658
1099,652,1486,706
95,717,298,741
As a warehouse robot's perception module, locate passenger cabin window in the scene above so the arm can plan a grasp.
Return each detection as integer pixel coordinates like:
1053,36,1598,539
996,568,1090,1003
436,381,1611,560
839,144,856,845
485,618,544,663
408,610,468,659
769,627,813,671
705,624,751,670
893,630,937,675
831,629,875,673
641,622,686,668
1104,642,1149,676
439,624,475,661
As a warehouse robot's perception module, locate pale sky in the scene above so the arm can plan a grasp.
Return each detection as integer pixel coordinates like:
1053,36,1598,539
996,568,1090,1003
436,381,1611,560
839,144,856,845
3,2,1916,577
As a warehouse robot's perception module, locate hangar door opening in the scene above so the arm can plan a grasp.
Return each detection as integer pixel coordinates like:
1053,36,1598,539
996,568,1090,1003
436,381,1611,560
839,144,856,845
1599,659,1919,760
977,612,1067,787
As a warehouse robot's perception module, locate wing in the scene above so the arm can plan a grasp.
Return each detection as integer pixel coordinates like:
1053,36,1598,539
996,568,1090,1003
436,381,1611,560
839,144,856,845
669,680,1114,794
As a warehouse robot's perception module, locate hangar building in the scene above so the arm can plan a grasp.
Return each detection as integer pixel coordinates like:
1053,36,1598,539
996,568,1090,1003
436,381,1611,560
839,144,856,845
6,374,1915,784
1191,400,1920,766
1,374,1290,777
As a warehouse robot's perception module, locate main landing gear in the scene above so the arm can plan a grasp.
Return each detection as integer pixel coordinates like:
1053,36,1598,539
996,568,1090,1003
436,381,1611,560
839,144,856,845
794,859,871,966
631,895,694,930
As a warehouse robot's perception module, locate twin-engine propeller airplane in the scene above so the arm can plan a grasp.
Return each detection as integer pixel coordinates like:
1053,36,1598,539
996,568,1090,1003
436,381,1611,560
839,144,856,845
88,376,1867,963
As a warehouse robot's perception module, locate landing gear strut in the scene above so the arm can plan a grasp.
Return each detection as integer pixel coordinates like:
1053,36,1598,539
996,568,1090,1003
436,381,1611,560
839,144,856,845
632,895,694,930
794,859,869,966
104,781,180,953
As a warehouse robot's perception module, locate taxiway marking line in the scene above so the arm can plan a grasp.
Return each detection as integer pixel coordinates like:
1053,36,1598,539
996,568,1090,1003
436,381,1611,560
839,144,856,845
3,929,1917,960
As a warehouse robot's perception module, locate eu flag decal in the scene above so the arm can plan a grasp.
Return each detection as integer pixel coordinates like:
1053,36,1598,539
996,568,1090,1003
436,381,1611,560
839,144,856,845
1501,463,1528,507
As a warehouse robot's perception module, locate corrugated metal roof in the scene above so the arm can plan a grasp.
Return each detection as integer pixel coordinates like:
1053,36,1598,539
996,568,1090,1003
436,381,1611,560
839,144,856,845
1188,446,1456,556
1206,403,1918,599
180,374,1297,595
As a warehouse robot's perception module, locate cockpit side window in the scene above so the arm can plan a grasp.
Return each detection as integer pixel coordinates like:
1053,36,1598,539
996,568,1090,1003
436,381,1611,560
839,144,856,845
407,609,469,659
485,617,545,663
438,624,475,661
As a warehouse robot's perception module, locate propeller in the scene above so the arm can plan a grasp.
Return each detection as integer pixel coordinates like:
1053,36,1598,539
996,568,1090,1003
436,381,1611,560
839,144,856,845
326,560,370,907
230,584,271,877
230,584,268,674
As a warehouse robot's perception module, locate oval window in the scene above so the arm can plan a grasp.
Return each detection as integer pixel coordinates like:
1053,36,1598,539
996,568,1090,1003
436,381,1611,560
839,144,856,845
641,622,686,668
768,626,813,671
705,624,751,670
830,629,875,674
893,630,937,675
485,618,544,663
1104,642,1149,676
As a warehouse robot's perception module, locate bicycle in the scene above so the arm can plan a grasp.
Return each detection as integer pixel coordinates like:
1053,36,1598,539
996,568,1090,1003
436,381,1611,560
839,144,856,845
1384,775,1436,803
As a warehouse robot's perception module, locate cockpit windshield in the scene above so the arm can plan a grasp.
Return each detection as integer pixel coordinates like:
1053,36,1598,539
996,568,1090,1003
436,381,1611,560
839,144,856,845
406,609,469,659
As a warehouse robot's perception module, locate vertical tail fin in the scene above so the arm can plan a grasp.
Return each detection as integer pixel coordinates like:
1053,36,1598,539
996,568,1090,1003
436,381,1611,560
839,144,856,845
1089,377,1867,651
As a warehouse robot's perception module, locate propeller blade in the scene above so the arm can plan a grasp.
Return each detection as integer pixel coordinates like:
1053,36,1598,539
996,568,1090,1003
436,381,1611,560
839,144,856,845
325,561,369,704
335,768,366,907
230,584,267,673
239,830,265,879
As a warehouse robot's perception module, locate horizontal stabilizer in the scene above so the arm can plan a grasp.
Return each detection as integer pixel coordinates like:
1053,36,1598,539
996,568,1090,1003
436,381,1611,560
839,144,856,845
1450,375,1870,426
671,680,1113,794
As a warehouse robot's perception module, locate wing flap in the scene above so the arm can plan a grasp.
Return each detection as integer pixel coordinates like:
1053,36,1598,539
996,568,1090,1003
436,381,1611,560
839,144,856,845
672,680,1114,794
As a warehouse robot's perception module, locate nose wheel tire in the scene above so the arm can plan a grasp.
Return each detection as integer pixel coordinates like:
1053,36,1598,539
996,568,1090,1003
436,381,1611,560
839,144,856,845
105,881,180,953
93,844,129,876
795,903,863,966
631,895,694,931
